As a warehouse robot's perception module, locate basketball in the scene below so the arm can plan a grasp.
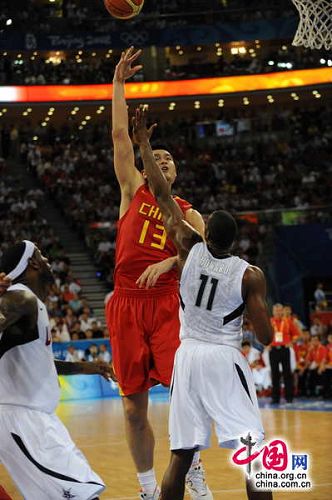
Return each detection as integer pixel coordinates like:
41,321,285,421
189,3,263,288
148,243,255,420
104,0,144,19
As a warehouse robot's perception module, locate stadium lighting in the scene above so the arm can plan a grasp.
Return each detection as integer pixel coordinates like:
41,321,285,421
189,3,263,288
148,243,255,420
194,100,200,109
178,50,184,55
41,122,47,127
0,113,3,117
85,116,91,120
268,61,274,66
33,136,38,141
218,99,224,107
6,19,12,26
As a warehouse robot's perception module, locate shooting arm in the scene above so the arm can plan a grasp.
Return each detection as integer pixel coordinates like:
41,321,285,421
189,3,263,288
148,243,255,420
112,81,142,192
244,266,273,346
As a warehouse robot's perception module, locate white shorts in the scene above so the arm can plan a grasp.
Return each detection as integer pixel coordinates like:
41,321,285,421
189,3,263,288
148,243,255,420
0,406,105,500
169,340,265,450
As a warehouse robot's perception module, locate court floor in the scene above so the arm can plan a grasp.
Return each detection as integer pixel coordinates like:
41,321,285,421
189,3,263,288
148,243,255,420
0,398,331,499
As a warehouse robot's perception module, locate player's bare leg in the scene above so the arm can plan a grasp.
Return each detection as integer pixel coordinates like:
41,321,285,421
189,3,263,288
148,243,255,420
161,448,196,500
122,391,159,495
246,479,273,499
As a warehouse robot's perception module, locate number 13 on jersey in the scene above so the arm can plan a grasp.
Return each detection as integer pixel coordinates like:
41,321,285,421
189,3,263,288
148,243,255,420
139,219,167,250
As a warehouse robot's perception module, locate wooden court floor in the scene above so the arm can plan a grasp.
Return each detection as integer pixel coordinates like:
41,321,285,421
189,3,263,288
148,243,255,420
1,398,331,500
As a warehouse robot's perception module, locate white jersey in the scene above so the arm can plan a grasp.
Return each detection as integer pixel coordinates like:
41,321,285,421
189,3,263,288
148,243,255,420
0,283,60,413
179,243,249,349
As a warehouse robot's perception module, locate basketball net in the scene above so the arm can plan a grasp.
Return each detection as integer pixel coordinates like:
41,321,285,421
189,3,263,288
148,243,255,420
292,0,332,50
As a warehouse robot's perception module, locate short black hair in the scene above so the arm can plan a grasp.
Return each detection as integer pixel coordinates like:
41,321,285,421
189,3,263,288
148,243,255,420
207,210,238,250
241,341,251,347
136,144,176,172
1,242,26,276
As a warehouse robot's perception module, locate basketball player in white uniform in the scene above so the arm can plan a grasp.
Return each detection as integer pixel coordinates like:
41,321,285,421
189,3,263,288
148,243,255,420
0,241,113,500
132,107,273,500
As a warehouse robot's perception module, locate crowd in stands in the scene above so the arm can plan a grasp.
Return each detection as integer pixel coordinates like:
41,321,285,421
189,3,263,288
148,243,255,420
0,44,324,86
17,103,331,286
242,305,332,401
0,0,295,34
0,175,108,345
64,341,111,363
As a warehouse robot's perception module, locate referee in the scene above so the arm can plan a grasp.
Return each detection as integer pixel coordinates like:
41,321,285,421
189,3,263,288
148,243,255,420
270,303,301,404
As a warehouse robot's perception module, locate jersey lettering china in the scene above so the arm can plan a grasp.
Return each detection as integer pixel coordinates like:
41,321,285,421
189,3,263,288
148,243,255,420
114,184,192,289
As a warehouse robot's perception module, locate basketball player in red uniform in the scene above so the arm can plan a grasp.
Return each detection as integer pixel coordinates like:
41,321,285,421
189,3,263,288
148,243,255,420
105,48,210,499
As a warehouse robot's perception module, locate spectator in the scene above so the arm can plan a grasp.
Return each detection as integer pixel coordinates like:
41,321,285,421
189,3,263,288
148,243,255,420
307,336,327,397
98,344,111,363
68,293,83,314
322,333,332,399
314,283,328,310
293,330,311,397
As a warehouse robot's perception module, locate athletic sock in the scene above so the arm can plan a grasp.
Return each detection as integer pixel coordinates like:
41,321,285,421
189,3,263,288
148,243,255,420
137,468,158,494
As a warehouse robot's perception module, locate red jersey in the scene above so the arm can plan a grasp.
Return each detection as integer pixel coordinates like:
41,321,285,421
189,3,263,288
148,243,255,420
307,344,327,365
270,317,301,346
325,343,332,367
294,342,310,368
114,184,192,290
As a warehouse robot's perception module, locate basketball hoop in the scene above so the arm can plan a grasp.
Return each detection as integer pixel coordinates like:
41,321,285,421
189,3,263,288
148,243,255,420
292,0,332,50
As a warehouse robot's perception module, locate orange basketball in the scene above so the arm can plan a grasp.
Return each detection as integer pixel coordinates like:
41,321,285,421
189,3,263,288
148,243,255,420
104,0,144,19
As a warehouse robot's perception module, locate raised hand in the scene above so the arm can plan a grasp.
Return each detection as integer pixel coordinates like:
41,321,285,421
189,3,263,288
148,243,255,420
113,46,143,83
132,105,157,145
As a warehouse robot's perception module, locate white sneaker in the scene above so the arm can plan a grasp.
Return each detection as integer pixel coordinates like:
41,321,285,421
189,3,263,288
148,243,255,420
185,460,213,499
139,485,161,499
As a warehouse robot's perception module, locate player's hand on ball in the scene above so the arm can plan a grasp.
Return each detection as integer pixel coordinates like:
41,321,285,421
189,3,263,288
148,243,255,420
0,273,11,296
113,46,143,83
136,259,174,289
132,105,157,145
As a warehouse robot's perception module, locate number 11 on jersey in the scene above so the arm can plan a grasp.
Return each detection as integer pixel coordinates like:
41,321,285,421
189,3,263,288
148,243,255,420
195,274,219,311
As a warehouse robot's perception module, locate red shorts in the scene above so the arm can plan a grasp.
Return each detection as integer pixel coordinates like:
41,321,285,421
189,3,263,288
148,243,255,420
105,286,180,396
